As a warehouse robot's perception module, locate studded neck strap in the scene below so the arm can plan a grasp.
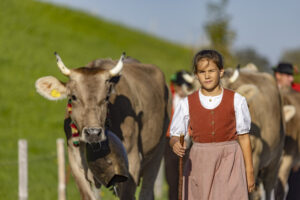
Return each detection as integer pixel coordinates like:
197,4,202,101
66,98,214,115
67,99,80,147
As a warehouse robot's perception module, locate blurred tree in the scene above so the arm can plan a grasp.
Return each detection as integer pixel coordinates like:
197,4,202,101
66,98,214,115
280,47,300,82
235,47,271,72
203,0,236,67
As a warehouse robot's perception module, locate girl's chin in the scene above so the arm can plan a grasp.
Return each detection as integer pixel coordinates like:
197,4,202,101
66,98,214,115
202,85,219,91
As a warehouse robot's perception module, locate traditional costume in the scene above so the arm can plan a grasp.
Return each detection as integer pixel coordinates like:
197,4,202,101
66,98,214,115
170,88,251,200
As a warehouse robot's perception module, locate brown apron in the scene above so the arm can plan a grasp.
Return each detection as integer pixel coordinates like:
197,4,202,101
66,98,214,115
183,140,248,200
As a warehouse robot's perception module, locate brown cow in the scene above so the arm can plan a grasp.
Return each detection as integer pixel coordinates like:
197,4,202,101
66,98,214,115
221,68,285,200
276,87,300,199
35,53,171,200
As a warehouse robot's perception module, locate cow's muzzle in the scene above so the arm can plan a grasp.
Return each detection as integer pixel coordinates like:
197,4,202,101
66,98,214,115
83,127,107,143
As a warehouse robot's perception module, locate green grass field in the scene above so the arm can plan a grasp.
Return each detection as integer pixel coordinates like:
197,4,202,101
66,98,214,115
0,0,193,199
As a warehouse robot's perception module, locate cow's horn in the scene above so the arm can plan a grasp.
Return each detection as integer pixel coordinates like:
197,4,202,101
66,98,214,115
182,73,194,84
110,52,126,76
229,69,239,83
54,52,71,76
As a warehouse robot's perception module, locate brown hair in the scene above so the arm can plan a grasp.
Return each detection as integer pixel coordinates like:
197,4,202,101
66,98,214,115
192,50,223,73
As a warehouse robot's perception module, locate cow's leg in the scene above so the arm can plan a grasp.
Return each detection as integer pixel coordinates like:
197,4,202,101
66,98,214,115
138,137,165,200
138,110,168,200
164,137,180,200
262,153,282,200
249,138,263,200
68,146,99,200
275,155,293,200
118,117,140,200
117,175,137,200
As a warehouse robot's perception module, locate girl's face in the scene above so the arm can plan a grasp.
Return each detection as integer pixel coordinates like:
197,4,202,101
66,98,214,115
195,59,224,92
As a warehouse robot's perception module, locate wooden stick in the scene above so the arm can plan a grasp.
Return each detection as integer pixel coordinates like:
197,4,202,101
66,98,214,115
178,134,184,200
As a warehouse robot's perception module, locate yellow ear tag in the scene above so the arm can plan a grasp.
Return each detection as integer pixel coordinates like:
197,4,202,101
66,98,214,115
51,89,61,98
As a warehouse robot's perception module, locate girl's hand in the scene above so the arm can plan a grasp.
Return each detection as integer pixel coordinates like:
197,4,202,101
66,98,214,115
247,170,255,193
172,141,186,157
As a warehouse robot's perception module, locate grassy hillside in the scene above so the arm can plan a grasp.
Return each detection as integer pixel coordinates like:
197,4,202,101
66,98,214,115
0,0,193,199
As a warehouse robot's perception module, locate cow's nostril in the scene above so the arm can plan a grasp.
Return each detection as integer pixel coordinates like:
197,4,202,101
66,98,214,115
84,128,90,136
85,128,102,136
97,129,102,136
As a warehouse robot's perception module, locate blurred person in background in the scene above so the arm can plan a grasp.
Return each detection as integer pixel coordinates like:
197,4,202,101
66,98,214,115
164,70,198,200
274,62,300,199
274,62,300,91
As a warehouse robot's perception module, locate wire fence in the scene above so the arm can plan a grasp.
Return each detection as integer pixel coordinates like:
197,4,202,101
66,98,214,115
15,139,66,200
12,138,164,200
0,154,57,166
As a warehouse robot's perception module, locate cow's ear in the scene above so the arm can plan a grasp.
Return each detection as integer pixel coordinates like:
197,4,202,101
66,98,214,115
283,105,296,122
35,76,67,100
236,84,259,103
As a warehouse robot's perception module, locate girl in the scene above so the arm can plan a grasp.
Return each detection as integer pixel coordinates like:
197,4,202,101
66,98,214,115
170,50,255,200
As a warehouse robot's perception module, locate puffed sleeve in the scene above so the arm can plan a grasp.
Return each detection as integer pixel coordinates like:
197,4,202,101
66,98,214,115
234,93,251,135
170,97,190,137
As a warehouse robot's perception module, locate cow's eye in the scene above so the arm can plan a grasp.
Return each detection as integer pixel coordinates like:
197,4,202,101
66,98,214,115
71,95,77,101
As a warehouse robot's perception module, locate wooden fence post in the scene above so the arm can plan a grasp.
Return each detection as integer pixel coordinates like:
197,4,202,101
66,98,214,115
57,138,66,200
19,139,28,200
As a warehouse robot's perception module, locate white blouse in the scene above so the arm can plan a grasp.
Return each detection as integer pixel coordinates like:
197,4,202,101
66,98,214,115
170,89,251,137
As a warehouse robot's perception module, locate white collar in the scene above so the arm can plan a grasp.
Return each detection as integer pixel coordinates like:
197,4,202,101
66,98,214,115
199,87,224,98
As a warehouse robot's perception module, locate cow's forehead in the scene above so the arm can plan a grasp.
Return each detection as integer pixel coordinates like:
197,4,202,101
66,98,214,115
69,68,108,81
72,67,107,76
67,68,110,96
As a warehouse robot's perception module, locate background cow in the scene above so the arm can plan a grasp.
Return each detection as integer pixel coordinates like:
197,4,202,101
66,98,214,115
35,53,171,200
276,87,300,199
221,68,285,200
